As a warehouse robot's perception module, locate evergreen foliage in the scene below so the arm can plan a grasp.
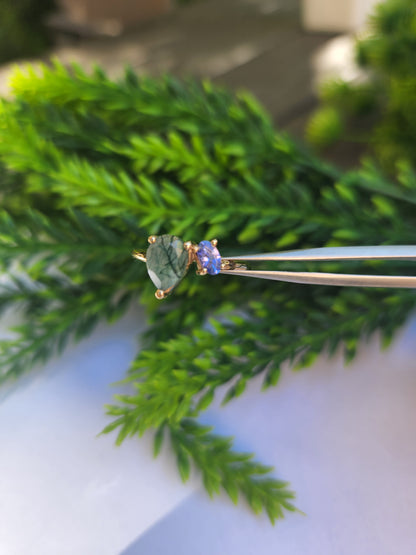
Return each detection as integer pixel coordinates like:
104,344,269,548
1,62,415,522
306,0,416,173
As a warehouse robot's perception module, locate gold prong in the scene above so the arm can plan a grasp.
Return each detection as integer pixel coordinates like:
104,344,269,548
155,289,166,299
184,241,192,251
132,250,146,262
211,238,218,247
148,235,157,244
192,244,199,254
197,268,208,276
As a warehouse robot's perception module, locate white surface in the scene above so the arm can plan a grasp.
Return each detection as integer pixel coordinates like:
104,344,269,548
0,305,197,555
311,35,361,91
0,304,416,554
302,0,380,32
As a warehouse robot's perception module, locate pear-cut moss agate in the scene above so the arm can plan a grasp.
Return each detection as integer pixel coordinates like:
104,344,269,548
197,240,222,275
146,235,189,292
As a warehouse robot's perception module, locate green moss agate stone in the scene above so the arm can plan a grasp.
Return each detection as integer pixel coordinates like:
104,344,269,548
146,235,189,292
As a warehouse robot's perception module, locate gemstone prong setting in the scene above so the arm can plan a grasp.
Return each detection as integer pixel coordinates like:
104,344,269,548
196,240,222,276
132,250,146,262
133,234,222,299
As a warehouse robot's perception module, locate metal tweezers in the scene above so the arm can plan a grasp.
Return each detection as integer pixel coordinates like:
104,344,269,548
220,245,416,288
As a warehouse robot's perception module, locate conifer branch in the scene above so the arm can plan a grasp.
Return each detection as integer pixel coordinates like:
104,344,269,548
106,285,416,434
1,62,416,521
169,419,297,523
0,275,134,384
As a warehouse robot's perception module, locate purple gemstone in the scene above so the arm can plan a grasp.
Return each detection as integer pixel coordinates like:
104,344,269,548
197,240,222,275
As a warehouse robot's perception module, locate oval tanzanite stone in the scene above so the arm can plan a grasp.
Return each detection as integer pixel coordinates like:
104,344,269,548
146,235,189,291
197,240,222,275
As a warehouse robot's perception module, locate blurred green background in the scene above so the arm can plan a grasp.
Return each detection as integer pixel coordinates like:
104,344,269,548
0,0,56,64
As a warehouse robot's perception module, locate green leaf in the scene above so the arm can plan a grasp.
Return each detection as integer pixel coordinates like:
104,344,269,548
221,344,241,357
222,378,246,405
237,224,261,244
196,388,215,412
275,231,299,248
176,446,191,482
371,195,396,217
223,479,239,505
153,425,165,458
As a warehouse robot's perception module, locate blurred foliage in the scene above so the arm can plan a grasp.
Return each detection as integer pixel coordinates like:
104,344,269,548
1,62,415,522
0,0,55,64
306,0,416,173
